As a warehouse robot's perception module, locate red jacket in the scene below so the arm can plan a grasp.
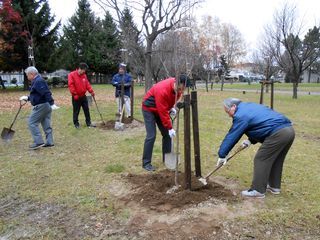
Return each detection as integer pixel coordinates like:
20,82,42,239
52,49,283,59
68,70,94,99
142,78,182,129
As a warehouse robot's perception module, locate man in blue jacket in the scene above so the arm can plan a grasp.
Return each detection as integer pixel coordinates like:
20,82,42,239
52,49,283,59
217,98,295,198
111,63,132,118
20,67,59,150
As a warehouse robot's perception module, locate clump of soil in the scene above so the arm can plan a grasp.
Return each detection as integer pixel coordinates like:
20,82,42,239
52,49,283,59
122,170,238,211
96,117,144,130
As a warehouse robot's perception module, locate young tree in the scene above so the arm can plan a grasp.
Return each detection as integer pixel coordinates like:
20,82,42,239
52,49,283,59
92,0,201,92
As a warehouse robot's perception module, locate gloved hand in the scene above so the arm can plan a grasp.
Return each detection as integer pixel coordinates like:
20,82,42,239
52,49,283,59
217,157,227,166
176,102,184,109
241,139,251,148
19,96,28,101
73,95,79,101
168,129,176,138
169,107,177,118
51,104,60,110
91,92,95,97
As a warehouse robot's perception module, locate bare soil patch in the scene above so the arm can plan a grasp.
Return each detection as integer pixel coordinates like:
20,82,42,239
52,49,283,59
121,170,238,211
96,117,144,130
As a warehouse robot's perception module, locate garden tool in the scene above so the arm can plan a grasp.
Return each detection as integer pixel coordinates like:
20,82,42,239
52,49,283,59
1,100,27,142
114,105,125,131
164,136,180,170
198,144,248,185
93,96,106,125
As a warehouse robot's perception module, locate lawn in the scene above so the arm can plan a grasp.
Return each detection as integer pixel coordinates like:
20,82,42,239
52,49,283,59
0,84,319,239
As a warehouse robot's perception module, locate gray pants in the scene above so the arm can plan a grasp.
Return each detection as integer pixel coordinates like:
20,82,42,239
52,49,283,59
252,126,295,193
142,110,171,167
28,102,53,145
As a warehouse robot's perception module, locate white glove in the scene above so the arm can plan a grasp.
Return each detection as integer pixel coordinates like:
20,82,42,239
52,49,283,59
51,104,60,110
241,139,251,148
169,108,177,117
217,157,227,166
168,129,176,138
19,96,28,101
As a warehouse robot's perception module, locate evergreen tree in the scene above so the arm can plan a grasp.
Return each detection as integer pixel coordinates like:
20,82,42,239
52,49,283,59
119,8,144,76
61,0,97,70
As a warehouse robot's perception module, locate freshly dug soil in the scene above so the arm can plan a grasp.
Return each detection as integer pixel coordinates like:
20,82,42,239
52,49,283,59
122,170,238,211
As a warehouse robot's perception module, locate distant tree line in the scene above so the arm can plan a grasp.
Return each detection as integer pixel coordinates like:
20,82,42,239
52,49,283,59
1,0,319,97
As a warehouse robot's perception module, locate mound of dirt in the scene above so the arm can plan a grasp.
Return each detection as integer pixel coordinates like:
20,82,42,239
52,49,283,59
96,118,144,130
122,170,238,212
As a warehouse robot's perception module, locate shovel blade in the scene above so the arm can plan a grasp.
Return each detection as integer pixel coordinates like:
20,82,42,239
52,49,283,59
114,121,124,131
1,127,15,141
164,153,179,170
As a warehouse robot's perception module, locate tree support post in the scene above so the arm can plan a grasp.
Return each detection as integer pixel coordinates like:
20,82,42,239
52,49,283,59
191,91,201,177
184,94,191,190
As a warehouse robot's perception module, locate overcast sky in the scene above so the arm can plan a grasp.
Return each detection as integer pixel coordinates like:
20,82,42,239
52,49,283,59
48,0,320,50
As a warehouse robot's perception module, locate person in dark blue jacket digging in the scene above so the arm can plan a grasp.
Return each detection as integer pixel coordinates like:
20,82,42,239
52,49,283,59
111,63,132,118
217,98,295,198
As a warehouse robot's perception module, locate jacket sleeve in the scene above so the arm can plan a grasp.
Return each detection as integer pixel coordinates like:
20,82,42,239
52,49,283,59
218,118,248,158
112,75,119,87
68,73,77,96
85,76,94,94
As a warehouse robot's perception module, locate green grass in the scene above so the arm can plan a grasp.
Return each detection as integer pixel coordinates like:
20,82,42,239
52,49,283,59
0,84,320,237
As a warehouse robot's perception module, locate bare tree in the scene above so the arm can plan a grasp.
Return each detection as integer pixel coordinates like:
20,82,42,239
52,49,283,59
264,2,320,99
92,0,201,91
220,23,246,67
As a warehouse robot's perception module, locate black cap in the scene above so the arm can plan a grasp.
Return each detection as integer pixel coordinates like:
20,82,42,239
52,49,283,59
79,62,89,70
179,74,191,87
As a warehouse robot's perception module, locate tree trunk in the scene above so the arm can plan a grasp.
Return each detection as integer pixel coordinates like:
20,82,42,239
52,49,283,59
292,81,298,99
144,40,153,93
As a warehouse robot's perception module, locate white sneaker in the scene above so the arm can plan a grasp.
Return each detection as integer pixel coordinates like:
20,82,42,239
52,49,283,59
241,189,265,199
267,185,281,195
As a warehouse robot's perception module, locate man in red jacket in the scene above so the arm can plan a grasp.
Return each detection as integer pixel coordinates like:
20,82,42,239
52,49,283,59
141,74,190,171
68,63,95,128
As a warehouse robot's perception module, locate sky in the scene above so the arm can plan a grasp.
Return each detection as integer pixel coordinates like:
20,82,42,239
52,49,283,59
48,0,320,50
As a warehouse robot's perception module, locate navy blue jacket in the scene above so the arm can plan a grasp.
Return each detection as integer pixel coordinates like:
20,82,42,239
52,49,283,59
29,75,54,106
111,73,132,97
218,102,292,158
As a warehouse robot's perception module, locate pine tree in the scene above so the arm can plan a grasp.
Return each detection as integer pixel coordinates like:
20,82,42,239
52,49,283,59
61,0,97,70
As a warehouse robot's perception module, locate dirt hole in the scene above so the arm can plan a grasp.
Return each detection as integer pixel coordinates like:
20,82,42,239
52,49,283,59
121,170,239,212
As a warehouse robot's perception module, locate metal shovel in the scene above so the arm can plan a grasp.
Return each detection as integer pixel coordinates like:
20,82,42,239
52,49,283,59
165,137,180,170
1,100,27,142
114,106,125,131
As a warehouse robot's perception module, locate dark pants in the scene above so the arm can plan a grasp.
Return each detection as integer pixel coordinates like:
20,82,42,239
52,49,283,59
142,110,171,167
252,126,295,193
72,96,91,126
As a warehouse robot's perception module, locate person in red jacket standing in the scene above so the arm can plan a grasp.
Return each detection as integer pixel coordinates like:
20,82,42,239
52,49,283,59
141,74,190,171
68,63,95,128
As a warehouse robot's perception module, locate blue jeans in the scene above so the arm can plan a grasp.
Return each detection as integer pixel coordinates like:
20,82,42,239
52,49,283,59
28,102,53,145
142,110,171,167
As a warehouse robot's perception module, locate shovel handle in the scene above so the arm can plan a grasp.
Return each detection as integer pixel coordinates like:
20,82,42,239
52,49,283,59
8,100,27,130
203,144,247,180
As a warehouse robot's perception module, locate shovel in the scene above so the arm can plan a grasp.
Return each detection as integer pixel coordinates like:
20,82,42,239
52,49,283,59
165,137,180,170
198,144,248,185
93,96,106,125
1,100,27,142
114,106,125,131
